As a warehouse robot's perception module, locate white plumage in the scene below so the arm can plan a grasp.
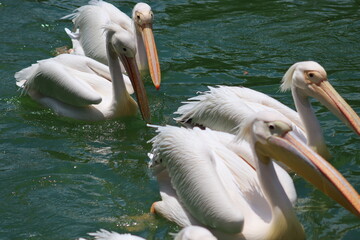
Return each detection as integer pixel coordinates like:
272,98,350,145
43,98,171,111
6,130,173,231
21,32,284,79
63,0,161,89
86,229,145,240
63,0,131,66
175,61,360,159
149,112,360,240
15,24,150,122
173,226,217,240
80,226,217,240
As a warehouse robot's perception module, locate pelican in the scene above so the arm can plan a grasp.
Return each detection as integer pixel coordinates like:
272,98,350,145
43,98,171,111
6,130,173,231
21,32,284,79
175,61,360,159
63,0,161,89
15,24,150,122
80,226,217,240
149,112,360,240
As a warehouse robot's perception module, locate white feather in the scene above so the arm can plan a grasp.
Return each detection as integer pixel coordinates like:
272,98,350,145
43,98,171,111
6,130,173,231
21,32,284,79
83,226,217,240
87,229,145,240
175,86,304,138
148,111,320,239
148,122,303,240
173,226,217,240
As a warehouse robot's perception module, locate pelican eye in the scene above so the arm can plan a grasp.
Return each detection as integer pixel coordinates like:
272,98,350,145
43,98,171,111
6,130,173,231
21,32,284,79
137,15,141,20
268,124,275,130
305,71,325,84
123,48,127,52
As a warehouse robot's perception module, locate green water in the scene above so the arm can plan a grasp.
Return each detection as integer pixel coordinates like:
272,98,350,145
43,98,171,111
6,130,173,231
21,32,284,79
0,0,359,239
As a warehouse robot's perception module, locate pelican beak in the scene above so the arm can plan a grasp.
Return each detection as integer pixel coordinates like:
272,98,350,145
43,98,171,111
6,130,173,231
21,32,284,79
140,23,161,90
260,131,360,217
120,55,151,122
309,80,360,135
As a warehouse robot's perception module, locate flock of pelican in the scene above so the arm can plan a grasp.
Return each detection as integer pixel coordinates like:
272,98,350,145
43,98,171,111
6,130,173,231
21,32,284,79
14,1,360,240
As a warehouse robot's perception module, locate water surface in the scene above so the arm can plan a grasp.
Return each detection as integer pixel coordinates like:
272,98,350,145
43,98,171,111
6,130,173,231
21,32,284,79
0,0,359,239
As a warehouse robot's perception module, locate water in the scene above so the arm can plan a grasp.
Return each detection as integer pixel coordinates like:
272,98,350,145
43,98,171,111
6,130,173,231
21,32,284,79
0,0,359,239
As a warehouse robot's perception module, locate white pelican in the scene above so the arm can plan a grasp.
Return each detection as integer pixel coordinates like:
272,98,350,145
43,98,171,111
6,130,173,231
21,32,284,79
15,24,150,122
63,0,161,89
175,61,360,159
149,112,360,240
79,226,217,240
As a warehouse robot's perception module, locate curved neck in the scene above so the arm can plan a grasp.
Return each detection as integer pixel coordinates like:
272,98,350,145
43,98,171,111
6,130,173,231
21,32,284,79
105,33,130,106
292,88,330,159
255,147,305,239
256,153,294,217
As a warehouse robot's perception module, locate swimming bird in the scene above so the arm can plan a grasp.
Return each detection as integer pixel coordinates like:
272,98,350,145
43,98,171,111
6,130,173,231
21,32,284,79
149,112,360,240
15,24,150,122
175,61,360,159
63,0,161,89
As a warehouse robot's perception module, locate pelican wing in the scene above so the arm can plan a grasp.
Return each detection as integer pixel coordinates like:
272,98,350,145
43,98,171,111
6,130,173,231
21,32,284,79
63,4,112,64
67,54,134,94
175,86,305,140
15,54,135,107
150,125,298,235
15,55,105,107
87,229,145,240
88,0,131,28
150,126,245,234
64,28,85,55
152,170,199,227
62,0,132,65
174,226,217,240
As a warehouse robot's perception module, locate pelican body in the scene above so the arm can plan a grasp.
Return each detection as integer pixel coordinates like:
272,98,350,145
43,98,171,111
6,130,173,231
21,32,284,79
175,61,360,159
15,24,150,122
149,112,360,240
63,0,161,89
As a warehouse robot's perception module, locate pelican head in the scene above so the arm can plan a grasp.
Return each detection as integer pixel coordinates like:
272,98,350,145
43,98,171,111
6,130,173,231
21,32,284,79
132,2,161,90
249,112,360,217
281,61,360,135
109,27,137,58
133,3,154,26
105,24,151,122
